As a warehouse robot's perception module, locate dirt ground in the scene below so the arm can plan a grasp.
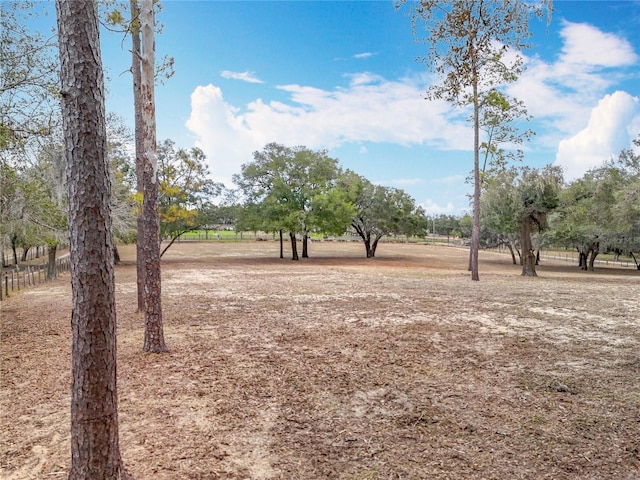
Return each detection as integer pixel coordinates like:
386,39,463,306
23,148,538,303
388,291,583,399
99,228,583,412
1,240,639,480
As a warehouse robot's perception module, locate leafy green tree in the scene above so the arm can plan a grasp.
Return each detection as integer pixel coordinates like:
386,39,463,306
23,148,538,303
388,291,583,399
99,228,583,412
481,165,561,275
156,139,222,256
396,0,552,280
234,143,350,260
348,173,427,258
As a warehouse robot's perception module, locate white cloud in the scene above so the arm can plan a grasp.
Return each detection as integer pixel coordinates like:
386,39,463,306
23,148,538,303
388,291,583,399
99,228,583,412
353,52,375,59
185,75,471,186
421,199,456,215
555,91,640,180
185,85,262,184
508,20,639,150
220,70,263,84
559,20,638,68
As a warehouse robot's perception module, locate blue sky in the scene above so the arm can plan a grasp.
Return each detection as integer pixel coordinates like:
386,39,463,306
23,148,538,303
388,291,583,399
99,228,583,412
37,1,640,214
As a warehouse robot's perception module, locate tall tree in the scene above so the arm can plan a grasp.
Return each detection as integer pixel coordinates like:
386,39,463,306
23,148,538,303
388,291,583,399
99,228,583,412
138,0,167,353
56,0,132,478
130,0,146,310
396,0,551,280
104,0,174,312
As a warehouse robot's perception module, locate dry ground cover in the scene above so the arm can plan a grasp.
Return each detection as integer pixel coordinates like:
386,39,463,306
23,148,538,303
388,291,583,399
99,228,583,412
1,241,639,480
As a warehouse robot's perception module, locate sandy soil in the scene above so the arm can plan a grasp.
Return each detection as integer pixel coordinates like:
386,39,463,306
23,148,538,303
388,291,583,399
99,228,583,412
1,240,639,480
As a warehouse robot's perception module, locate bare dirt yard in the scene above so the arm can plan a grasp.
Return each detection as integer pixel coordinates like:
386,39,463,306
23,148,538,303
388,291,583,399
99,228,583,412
1,240,639,480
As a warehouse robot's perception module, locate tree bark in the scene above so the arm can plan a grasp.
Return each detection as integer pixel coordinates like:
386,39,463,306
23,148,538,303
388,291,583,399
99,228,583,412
130,0,145,312
47,243,57,280
302,233,309,258
279,229,283,259
289,232,298,260
140,0,167,353
520,220,537,277
56,1,132,478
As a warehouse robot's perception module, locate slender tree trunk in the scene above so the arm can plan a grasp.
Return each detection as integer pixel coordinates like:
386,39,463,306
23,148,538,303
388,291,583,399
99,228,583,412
47,244,57,280
10,234,18,265
130,0,145,312
520,220,537,277
302,233,309,258
20,246,29,262
506,242,517,265
470,66,480,281
140,0,167,353
289,232,298,260
279,229,283,259
56,1,132,478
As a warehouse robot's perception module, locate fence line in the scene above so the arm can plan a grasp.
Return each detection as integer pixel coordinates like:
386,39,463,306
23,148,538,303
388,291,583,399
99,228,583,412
487,246,636,269
539,252,634,269
0,254,71,301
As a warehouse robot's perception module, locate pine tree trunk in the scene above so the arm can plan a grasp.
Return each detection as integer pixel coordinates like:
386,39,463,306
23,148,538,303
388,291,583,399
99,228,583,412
130,0,145,312
140,0,167,353
56,1,131,478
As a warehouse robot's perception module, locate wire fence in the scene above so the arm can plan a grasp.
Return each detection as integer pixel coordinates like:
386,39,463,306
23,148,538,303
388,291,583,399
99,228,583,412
487,245,637,269
0,254,71,302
